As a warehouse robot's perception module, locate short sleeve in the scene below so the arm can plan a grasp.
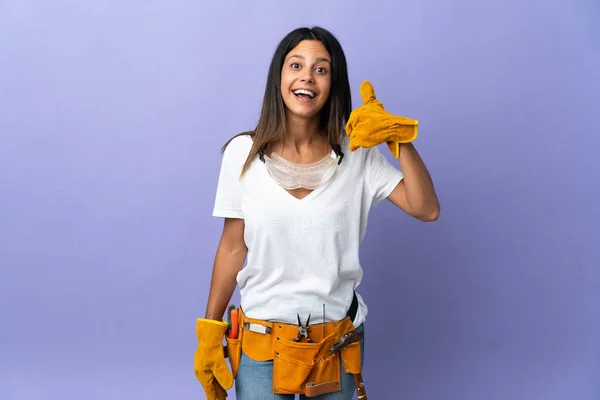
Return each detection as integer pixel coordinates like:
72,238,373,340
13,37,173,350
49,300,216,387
363,145,404,206
212,136,251,219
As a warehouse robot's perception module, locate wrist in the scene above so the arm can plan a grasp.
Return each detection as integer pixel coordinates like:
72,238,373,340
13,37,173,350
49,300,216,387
203,312,224,321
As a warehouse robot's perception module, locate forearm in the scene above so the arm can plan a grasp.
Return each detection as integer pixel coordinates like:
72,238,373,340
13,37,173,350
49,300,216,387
398,143,440,219
204,244,247,321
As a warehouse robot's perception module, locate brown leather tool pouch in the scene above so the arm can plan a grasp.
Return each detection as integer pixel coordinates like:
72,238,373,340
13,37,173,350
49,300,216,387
272,338,334,394
237,308,359,396
225,336,242,379
340,340,362,374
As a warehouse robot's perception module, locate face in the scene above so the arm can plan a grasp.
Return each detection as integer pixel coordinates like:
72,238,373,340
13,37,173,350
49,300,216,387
280,40,332,121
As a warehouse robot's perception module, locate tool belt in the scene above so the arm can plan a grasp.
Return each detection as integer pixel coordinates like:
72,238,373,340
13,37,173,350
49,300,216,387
225,297,363,397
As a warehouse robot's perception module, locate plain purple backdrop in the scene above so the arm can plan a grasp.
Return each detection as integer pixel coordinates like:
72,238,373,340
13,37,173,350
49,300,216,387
1,1,599,399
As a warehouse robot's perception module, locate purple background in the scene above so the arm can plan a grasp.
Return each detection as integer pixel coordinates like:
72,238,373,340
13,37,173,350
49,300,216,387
1,1,599,399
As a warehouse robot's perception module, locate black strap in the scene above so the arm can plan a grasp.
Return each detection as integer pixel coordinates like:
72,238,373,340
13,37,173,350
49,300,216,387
346,291,358,322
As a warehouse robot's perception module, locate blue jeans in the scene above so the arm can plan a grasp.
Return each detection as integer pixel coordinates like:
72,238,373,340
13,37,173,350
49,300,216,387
234,324,365,400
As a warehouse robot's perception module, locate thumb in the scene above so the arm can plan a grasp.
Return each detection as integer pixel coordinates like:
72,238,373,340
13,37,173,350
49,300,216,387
360,80,376,104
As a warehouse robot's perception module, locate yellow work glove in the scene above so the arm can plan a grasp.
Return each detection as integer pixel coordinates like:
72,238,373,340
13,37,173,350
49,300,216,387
194,318,233,400
345,80,419,158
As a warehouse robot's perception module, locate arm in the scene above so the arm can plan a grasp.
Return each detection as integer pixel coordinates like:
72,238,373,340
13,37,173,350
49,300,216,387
387,143,440,222
204,217,247,321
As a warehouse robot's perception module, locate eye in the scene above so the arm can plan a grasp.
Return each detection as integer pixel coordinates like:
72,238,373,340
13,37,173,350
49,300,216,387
316,67,327,74
291,62,300,69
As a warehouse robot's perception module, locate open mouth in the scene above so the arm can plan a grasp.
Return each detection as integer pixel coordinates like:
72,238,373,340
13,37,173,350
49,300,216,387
293,89,316,99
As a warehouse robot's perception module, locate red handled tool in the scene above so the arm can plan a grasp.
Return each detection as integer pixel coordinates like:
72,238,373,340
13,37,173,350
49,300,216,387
226,304,239,340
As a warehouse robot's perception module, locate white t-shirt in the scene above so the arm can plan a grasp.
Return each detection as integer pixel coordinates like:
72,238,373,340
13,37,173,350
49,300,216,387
212,134,403,328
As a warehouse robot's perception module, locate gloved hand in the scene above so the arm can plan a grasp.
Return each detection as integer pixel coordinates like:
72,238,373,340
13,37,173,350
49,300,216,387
194,318,233,400
345,80,419,158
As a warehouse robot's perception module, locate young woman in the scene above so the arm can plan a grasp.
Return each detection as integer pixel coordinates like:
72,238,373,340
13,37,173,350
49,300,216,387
195,26,440,400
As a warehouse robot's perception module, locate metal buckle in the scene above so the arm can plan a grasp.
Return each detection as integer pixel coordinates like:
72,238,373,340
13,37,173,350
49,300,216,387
243,322,272,335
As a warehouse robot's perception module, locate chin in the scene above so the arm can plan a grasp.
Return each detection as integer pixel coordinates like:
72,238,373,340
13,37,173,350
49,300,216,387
287,108,321,120
284,102,324,119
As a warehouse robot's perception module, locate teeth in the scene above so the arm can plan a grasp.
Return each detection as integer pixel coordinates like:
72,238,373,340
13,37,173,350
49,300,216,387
293,89,315,98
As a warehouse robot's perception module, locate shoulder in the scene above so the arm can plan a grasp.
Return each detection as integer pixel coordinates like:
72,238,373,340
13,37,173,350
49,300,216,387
221,134,254,167
223,134,253,156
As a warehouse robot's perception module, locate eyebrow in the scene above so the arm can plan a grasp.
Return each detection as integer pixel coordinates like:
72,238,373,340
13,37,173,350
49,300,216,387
288,54,331,64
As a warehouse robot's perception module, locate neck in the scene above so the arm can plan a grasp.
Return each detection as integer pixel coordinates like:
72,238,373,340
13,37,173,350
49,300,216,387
283,114,323,151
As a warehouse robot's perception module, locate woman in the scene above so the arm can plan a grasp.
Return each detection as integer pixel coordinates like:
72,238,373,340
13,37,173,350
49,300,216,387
194,26,440,400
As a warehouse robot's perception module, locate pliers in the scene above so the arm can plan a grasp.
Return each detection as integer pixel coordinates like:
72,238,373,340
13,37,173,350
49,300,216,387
292,313,313,343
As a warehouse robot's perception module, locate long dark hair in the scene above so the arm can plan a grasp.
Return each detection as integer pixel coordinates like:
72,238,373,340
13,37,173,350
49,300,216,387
221,26,352,176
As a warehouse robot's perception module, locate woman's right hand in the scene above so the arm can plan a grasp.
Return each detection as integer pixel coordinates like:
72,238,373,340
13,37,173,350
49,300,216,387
194,318,233,400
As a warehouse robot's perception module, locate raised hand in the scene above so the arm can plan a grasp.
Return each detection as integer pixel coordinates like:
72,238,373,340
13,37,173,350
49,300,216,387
345,80,419,158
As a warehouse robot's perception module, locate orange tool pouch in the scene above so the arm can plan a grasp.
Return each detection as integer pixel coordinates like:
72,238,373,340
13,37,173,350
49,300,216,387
225,307,362,396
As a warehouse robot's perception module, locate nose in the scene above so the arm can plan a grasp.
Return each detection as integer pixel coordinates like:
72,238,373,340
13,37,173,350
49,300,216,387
301,69,314,83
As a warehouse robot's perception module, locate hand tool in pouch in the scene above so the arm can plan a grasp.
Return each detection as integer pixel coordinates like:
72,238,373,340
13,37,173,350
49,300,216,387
331,328,368,400
226,304,238,339
223,304,237,359
305,328,367,397
293,313,313,343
